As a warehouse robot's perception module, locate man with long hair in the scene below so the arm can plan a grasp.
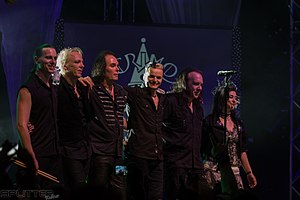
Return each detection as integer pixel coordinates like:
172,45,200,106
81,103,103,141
88,50,127,200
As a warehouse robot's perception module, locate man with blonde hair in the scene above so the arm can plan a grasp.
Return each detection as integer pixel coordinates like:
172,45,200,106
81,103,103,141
125,61,166,200
56,47,91,193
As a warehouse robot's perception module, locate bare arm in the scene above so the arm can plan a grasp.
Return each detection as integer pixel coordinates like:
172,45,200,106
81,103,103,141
16,88,39,172
241,152,257,188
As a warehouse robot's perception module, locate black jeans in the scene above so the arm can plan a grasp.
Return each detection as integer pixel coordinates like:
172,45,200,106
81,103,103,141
61,156,90,192
88,154,127,200
164,167,214,200
127,155,163,200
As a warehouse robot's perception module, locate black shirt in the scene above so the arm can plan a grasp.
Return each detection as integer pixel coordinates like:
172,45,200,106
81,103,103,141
57,76,91,159
202,114,248,161
163,92,204,169
125,86,165,160
89,83,127,157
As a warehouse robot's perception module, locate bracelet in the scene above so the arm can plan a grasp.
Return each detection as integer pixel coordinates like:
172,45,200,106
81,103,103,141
246,171,252,175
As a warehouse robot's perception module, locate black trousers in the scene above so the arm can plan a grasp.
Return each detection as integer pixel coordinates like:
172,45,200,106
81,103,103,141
88,154,127,200
164,166,215,200
127,155,163,200
61,156,90,191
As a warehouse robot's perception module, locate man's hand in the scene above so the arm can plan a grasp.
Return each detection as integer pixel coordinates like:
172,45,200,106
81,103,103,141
27,122,34,134
78,76,94,89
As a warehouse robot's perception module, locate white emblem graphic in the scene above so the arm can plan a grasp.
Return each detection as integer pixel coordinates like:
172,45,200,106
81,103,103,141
118,38,178,86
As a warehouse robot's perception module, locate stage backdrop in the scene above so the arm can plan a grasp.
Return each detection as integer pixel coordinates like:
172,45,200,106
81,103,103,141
64,22,234,114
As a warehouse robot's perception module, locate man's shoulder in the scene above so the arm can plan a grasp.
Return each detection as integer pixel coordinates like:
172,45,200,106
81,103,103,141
114,83,128,96
123,84,142,94
164,92,182,106
19,73,40,92
165,91,181,98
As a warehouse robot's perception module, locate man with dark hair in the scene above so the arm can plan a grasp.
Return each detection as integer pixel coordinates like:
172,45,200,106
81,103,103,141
88,50,127,200
16,43,63,190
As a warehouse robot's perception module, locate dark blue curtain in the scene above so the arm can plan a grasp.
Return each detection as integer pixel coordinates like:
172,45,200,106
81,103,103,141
145,0,241,27
0,0,241,142
0,0,62,141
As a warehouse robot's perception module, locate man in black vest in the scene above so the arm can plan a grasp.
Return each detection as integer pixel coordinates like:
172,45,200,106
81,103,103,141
16,44,63,192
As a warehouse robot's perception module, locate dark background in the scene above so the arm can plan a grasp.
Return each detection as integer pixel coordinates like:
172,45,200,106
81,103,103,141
239,0,290,199
61,1,291,198
0,0,290,199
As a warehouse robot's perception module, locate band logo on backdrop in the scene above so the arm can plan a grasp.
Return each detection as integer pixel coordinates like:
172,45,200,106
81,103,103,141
118,38,178,88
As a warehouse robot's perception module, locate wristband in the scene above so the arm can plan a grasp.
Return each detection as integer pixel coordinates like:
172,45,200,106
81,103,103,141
246,171,252,175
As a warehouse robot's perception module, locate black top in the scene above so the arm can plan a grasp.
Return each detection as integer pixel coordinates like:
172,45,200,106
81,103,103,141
201,114,248,161
57,76,91,159
162,92,204,169
125,86,165,160
88,82,127,157
18,73,59,157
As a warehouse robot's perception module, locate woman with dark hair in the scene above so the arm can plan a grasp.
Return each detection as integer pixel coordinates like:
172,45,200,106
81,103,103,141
202,80,257,196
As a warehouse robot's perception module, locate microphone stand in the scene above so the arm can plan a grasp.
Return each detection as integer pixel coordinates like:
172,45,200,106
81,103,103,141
223,75,230,146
